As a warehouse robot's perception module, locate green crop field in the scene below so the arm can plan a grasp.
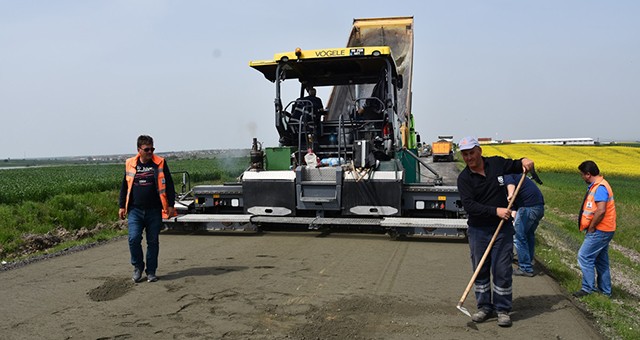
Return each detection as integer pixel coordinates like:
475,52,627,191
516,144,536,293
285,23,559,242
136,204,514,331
0,164,123,205
0,156,248,258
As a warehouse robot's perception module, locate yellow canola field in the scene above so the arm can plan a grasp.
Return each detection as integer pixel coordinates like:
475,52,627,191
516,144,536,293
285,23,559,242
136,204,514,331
479,144,640,177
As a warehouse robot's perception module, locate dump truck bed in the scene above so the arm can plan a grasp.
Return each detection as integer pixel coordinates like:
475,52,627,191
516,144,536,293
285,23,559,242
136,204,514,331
326,16,414,123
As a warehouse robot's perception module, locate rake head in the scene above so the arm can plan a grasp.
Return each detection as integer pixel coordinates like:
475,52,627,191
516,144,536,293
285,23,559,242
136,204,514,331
456,303,471,317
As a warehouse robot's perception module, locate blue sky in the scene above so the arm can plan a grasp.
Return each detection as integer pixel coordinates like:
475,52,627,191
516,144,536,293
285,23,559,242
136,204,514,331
1,0,638,158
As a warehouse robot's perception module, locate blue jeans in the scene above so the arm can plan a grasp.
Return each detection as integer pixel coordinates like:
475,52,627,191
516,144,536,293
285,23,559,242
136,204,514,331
468,224,514,313
128,207,163,275
577,229,614,295
513,205,544,273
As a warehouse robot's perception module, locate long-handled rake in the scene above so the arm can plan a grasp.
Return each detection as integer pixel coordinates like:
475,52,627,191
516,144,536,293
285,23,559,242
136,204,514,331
456,173,526,317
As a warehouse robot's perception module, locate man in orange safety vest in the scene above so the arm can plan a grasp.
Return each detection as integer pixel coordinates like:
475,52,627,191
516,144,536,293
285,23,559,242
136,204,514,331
118,135,176,283
573,160,616,298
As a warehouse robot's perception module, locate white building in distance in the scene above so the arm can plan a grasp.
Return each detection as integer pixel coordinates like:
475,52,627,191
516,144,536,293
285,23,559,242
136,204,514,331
495,138,596,145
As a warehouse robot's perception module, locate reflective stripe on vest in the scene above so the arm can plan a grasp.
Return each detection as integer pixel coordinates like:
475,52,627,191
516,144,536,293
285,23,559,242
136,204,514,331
580,177,616,232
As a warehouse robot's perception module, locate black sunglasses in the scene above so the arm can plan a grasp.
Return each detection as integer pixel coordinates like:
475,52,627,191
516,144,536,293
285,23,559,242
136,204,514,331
141,147,155,152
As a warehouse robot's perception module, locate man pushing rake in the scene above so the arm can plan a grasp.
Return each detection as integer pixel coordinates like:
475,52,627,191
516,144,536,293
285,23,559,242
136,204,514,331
455,137,536,327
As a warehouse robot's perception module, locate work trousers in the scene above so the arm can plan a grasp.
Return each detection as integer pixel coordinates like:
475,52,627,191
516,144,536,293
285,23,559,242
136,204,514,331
128,207,162,275
514,204,544,273
468,224,514,313
578,229,615,296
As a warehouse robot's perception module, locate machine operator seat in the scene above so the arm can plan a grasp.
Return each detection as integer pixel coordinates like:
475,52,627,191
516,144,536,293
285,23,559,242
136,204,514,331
355,97,385,121
278,100,316,147
291,100,314,120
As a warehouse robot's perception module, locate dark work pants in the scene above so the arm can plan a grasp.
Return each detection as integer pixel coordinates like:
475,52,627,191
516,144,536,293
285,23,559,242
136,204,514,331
467,223,514,313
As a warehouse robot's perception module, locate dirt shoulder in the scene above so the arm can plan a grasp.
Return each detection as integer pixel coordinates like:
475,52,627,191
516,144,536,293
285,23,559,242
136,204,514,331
0,231,602,339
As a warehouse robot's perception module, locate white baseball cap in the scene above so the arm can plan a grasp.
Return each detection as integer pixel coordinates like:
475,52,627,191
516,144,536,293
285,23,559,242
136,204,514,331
458,136,480,151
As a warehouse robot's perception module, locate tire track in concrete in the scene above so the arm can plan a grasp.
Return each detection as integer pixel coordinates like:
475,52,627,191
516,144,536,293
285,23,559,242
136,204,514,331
373,241,410,294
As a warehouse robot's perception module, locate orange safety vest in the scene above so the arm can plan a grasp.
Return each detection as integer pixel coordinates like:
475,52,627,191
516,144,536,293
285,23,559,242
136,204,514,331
580,177,616,232
124,154,176,219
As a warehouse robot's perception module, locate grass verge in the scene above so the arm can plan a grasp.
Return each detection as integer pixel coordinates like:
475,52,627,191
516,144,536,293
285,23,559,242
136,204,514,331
534,172,640,340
